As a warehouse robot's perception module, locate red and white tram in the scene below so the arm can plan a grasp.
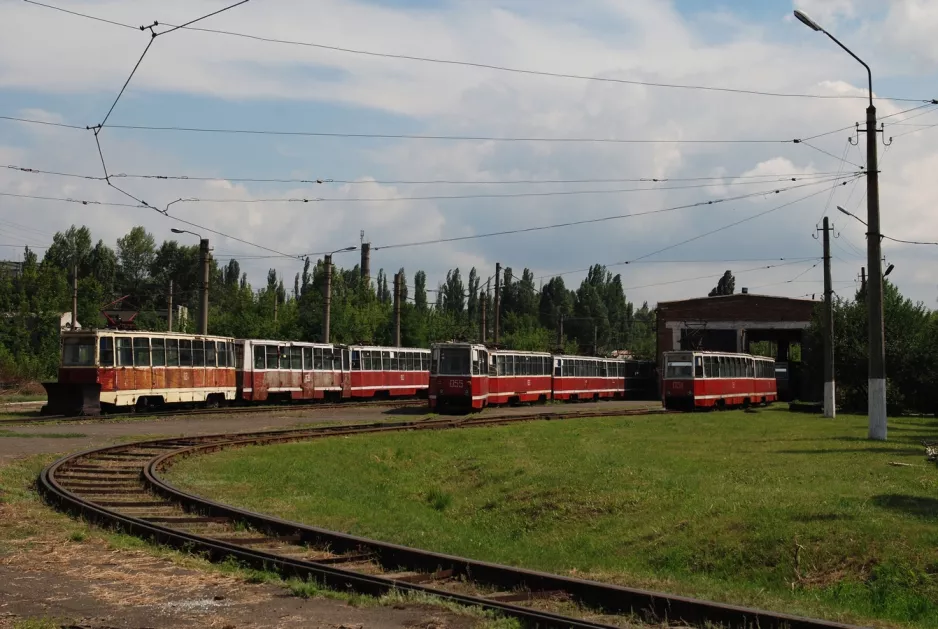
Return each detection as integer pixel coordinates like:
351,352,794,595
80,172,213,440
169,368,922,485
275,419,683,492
661,351,777,410
348,345,430,399
552,355,628,401
429,343,488,411
44,329,237,415
236,340,350,402
488,350,553,406
428,342,644,412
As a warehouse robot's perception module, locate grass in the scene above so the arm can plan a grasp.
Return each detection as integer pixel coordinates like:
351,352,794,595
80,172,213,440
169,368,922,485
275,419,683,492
0,394,46,404
0,430,86,438
166,408,938,628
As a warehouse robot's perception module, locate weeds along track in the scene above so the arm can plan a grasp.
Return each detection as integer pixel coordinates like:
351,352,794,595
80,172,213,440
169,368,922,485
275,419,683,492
4,398,425,425
40,409,858,629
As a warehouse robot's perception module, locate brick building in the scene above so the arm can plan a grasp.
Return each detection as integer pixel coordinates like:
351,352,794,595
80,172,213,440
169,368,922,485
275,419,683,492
656,293,818,399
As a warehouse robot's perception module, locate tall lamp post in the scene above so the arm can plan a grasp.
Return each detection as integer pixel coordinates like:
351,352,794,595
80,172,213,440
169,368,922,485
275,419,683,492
171,228,210,336
795,10,887,440
322,246,357,343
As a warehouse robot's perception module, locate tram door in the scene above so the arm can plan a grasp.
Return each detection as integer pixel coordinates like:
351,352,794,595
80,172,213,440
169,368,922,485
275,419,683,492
341,349,352,398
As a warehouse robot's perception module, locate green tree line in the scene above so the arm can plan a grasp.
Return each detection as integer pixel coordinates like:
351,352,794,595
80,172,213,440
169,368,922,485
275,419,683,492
803,281,938,414
0,225,656,381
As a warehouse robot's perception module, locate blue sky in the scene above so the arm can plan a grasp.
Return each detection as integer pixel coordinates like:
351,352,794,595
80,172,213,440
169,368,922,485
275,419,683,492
1,0,936,305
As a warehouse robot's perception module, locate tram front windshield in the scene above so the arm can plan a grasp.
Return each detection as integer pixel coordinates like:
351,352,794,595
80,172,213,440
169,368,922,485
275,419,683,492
436,348,471,375
62,336,96,367
665,356,693,379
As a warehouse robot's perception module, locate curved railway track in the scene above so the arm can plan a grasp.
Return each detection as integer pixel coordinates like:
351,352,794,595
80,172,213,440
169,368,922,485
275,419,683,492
40,409,859,629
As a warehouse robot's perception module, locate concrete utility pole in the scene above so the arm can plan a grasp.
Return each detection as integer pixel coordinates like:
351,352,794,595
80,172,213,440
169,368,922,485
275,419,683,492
557,312,564,349
199,238,210,335
479,293,486,343
323,254,333,344
794,8,886,440
393,271,402,347
861,267,867,293
819,217,836,418
274,293,279,323
71,264,78,331
361,241,371,288
494,263,501,344
167,279,174,332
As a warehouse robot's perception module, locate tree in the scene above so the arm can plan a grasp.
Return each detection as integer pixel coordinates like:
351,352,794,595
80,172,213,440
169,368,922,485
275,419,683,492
442,268,465,317
709,270,735,297
116,226,157,301
414,271,428,311
44,226,92,275
466,267,480,323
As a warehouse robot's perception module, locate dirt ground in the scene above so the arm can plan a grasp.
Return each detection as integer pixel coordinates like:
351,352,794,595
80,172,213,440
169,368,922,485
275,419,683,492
0,532,476,629
0,400,661,460
0,400,659,628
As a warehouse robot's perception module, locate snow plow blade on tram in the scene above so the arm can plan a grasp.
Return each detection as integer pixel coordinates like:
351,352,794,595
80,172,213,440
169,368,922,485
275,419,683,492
41,382,102,416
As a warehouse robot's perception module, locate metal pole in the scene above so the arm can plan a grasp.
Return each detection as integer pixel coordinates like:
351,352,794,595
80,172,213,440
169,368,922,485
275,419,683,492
866,104,887,440
593,321,598,356
393,271,401,347
274,293,279,323
323,254,333,343
361,242,371,289
821,217,836,418
199,238,210,335
494,263,501,344
167,279,174,332
861,267,867,293
71,264,78,330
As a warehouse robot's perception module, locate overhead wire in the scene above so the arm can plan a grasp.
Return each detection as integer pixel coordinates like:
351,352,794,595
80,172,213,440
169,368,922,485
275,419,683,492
366,174,858,252
20,0,927,103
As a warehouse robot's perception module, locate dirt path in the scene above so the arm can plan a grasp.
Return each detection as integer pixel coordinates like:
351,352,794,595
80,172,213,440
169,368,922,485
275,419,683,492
0,522,476,629
0,400,662,460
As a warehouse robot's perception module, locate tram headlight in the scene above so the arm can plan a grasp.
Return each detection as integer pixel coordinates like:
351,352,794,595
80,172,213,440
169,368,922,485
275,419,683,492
464,387,470,396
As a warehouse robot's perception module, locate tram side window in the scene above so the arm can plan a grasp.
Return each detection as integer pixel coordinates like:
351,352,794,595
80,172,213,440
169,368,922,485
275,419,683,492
190,340,203,367
117,337,134,366
215,341,226,368
694,356,704,378
205,341,216,367
152,339,166,367
313,347,323,370
166,339,180,367
262,345,276,370
99,337,114,366
177,340,191,366
353,351,362,370
405,352,414,371
302,347,312,370
253,345,265,369
333,349,343,371
289,346,301,370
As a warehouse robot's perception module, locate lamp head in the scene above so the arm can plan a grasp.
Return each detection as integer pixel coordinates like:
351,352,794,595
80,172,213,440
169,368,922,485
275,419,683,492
836,205,850,216
171,228,184,234
793,9,823,32
884,263,895,278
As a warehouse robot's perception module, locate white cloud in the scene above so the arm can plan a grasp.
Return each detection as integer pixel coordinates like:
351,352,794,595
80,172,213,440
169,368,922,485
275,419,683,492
0,0,935,305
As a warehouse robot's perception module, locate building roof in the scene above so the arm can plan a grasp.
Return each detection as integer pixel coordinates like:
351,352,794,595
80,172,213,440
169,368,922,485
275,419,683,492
657,293,817,323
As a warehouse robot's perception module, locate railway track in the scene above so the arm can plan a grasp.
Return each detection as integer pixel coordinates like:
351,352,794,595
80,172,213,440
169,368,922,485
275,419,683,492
1,398,425,425
40,409,859,629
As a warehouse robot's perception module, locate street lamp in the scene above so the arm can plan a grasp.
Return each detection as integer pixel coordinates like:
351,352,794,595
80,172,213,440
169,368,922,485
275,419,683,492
321,246,357,344
170,228,210,336
795,10,886,440
836,205,867,226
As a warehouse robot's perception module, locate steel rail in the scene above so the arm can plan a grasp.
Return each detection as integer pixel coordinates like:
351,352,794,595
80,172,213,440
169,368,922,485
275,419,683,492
40,411,863,629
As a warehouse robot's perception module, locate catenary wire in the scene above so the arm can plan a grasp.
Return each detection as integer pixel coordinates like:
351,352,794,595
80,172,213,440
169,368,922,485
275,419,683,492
369,175,858,251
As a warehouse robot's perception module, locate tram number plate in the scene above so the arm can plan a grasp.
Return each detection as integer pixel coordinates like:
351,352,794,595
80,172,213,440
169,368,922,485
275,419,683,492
449,380,464,388
672,381,683,390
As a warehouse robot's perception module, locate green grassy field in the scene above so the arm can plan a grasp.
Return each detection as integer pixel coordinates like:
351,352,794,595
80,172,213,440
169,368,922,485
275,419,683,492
166,409,938,628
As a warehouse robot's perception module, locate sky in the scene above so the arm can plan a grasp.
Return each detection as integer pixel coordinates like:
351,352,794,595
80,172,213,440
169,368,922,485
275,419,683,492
1,0,936,308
